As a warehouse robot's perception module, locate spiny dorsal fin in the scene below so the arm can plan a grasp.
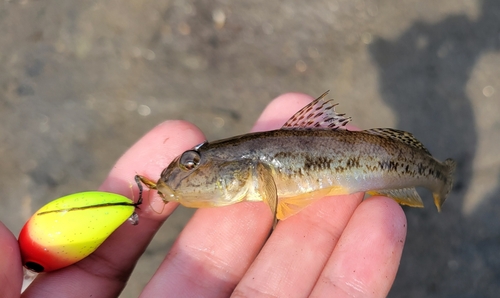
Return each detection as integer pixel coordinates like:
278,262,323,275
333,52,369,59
364,128,431,155
282,90,352,130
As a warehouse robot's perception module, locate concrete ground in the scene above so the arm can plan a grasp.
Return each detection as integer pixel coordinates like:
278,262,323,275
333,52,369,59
1,0,499,297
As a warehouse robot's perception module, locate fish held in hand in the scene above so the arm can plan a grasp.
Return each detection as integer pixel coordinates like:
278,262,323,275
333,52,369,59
137,91,456,226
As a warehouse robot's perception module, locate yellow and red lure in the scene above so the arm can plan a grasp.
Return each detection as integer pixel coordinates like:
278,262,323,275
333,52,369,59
18,191,141,273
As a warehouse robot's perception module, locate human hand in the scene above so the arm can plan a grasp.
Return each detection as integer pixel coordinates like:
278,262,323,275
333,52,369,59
4,93,406,297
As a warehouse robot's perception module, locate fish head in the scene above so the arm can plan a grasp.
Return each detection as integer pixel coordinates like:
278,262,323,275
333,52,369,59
155,149,251,208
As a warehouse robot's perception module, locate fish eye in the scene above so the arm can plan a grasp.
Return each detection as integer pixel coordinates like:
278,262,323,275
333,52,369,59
179,150,201,171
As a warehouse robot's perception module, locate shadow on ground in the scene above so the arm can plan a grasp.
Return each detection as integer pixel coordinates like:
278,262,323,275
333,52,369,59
370,0,500,296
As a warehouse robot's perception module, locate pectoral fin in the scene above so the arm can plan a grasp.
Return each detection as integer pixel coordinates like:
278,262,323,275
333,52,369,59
367,188,424,208
254,163,279,229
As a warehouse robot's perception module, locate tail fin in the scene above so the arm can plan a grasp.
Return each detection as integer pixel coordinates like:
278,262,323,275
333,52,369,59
433,158,456,212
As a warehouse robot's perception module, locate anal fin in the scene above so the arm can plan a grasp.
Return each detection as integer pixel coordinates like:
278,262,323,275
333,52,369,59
367,188,424,208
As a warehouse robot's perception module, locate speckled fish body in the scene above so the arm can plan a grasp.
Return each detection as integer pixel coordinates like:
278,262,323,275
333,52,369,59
138,91,456,222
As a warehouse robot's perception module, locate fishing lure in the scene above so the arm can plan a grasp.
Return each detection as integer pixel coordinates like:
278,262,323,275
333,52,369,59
18,191,141,272
136,91,456,227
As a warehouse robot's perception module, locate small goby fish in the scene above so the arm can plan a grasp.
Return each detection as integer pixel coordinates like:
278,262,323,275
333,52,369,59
137,91,456,227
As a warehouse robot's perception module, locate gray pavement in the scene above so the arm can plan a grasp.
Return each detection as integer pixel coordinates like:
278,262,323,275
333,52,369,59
1,0,499,297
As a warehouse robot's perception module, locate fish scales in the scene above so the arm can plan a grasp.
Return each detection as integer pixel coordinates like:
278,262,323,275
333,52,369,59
201,129,450,201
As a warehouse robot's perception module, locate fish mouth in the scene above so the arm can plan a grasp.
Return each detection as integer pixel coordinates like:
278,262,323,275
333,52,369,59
156,182,178,203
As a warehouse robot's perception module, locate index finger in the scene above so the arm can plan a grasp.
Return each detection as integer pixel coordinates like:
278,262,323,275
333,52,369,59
22,120,205,298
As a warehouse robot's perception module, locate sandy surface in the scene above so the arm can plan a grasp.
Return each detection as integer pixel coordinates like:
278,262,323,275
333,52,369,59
1,0,499,296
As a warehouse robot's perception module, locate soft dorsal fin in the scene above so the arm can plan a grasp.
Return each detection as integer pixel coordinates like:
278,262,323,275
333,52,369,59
282,90,352,129
364,128,431,155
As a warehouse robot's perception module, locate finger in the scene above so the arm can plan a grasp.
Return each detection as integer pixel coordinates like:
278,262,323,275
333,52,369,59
140,93,315,297
232,193,363,297
310,196,406,297
23,120,205,298
0,221,23,297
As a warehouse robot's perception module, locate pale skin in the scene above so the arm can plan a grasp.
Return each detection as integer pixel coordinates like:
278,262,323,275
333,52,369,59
0,93,407,298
